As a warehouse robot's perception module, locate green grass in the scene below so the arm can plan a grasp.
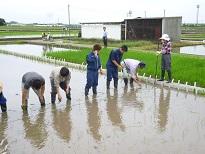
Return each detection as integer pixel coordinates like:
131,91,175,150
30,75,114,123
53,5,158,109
46,48,205,88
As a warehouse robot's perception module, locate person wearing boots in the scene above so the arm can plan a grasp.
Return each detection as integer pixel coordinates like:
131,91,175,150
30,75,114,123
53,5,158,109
50,66,71,104
85,44,103,96
106,45,128,89
157,34,172,83
0,81,7,112
121,59,146,86
21,72,45,110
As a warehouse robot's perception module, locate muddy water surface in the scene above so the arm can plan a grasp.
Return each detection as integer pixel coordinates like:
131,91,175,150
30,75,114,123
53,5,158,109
0,44,68,56
0,54,205,154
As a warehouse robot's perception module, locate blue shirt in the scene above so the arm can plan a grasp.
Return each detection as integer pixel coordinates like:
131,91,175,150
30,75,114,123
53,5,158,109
106,49,123,69
86,52,101,71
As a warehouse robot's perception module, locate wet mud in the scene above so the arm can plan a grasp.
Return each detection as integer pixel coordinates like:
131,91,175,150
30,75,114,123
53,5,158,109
0,54,205,154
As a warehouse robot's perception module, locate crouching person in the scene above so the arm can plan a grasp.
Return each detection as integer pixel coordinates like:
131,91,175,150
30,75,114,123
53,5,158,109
121,59,146,86
0,81,7,112
50,66,71,104
85,44,103,96
21,72,45,110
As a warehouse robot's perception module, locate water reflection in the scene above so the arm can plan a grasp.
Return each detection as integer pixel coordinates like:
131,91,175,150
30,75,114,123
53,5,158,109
0,113,8,153
106,90,125,131
52,102,72,142
180,45,205,56
157,88,171,132
22,108,48,149
85,96,101,141
121,86,144,111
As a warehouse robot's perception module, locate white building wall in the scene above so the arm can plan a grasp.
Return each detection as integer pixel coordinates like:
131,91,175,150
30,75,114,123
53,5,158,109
81,24,121,40
162,17,182,42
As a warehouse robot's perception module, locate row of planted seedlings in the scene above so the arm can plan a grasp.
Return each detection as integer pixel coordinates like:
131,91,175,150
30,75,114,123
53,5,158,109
0,48,205,95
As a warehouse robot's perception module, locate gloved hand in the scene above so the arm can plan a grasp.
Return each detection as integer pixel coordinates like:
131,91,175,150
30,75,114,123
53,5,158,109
156,51,161,55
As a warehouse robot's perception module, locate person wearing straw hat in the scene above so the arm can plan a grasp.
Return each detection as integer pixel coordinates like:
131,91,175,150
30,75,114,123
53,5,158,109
0,81,7,112
157,34,172,83
121,59,146,86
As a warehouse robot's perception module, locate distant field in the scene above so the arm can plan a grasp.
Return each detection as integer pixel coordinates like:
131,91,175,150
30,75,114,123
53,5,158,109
181,24,205,40
0,25,80,36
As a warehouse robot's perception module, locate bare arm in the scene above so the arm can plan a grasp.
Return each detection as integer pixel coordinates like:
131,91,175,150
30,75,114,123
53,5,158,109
112,60,122,68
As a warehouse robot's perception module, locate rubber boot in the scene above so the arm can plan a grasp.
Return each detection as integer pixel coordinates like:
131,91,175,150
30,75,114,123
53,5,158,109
130,78,134,85
92,87,97,95
114,80,118,89
158,70,165,81
85,87,89,96
167,70,172,83
1,104,7,112
106,80,110,89
66,92,71,100
123,78,128,86
51,92,56,104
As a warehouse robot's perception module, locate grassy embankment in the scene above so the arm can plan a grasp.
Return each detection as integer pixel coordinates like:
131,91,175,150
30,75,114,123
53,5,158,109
46,47,205,88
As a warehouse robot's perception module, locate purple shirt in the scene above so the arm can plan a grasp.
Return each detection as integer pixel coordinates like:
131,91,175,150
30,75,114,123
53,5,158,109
161,41,171,54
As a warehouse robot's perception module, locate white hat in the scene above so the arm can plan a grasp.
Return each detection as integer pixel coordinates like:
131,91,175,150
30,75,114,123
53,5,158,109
160,34,170,41
0,81,3,93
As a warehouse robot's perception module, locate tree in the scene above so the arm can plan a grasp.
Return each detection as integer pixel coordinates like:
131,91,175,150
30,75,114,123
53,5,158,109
0,18,6,26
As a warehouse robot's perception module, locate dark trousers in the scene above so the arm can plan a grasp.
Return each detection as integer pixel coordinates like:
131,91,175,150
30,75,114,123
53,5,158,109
85,70,99,95
50,79,71,103
103,37,107,47
106,67,118,88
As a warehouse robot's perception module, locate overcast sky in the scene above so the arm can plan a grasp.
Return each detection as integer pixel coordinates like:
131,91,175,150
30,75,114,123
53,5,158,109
1,0,204,24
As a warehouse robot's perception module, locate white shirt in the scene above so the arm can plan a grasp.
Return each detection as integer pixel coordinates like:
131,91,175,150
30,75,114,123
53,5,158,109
121,59,140,78
103,31,108,38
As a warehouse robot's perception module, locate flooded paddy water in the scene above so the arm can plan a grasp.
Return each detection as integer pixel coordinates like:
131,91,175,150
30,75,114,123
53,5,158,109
0,48,205,153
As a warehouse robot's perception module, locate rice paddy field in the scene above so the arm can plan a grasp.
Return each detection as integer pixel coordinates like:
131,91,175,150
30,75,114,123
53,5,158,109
45,48,205,88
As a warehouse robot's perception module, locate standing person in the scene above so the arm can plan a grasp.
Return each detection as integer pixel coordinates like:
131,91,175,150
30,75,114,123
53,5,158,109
106,45,128,89
102,27,108,48
50,66,71,104
85,44,103,96
0,81,7,112
157,34,172,83
21,72,45,110
121,59,146,86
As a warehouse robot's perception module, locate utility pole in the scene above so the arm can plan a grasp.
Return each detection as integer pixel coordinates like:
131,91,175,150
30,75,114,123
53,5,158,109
144,11,147,18
163,9,166,17
68,4,71,39
196,4,200,25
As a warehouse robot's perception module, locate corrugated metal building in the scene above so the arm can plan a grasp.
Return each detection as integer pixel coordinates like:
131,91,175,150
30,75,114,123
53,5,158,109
81,16,182,41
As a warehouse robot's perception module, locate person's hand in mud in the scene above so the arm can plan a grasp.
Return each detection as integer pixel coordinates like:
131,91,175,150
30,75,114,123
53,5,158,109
99,69,105,75
58,93,62,102
65,86,71,93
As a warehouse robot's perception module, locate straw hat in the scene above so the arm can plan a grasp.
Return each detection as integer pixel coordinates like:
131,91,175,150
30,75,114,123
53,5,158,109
160,34,170,41
0,81,3,93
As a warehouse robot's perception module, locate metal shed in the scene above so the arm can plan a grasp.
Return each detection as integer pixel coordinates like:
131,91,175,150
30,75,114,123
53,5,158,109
125,17,182,41
81,16,182,42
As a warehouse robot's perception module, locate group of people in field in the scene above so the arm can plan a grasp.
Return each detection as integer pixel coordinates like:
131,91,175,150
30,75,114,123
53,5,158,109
0,33,172,112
